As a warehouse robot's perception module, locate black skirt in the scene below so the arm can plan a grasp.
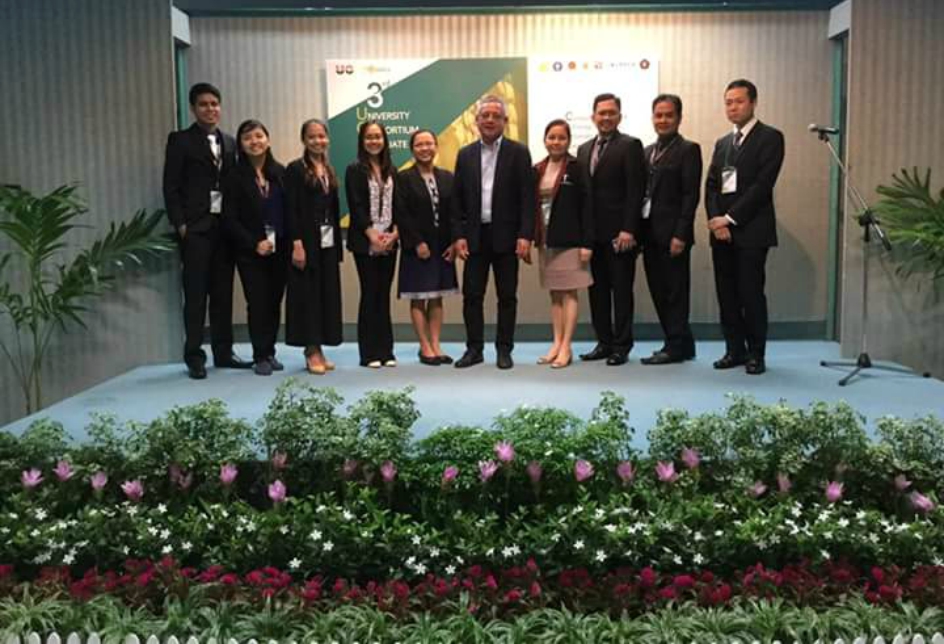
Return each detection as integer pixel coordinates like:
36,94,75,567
284,245,343,347
397,242,459,300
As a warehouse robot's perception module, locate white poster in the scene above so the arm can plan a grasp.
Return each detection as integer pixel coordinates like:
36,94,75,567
526,58,660,160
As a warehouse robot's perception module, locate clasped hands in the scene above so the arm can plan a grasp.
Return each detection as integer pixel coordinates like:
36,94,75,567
708,216,732,242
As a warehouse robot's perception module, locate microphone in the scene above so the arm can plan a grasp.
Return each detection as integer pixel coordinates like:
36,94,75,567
809,124,840,135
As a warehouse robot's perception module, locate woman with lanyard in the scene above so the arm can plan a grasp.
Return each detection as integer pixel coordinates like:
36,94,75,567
284,119,344,375
394,129,459,366
345,121,399,368
222,119,287,376
532,119,593,369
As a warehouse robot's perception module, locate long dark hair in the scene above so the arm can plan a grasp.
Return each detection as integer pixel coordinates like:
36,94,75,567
236,119,279,178
300,118,338,190
356,121,394,181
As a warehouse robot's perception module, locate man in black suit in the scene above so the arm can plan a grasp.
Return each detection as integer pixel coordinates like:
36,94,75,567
577,93,647,366
641,94,702,365
452,95,535,369
163,82,250,379
705,79,785,375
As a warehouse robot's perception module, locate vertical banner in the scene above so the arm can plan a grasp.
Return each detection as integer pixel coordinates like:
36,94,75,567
326,58,529,222
526,58,660,160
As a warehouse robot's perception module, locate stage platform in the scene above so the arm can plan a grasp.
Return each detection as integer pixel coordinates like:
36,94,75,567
4,341,942,449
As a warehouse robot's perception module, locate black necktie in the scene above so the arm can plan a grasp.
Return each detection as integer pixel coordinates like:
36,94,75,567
590,137,608,175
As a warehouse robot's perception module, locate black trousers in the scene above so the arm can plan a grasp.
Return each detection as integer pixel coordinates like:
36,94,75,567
462,226,519,354
235,244,288,362
643,243,695,358
179,224,236,365
711,244,769,359
353,252,397,364
588,241,638,354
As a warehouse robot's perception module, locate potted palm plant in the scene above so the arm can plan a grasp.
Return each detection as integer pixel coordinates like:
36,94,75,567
873,168,944,279
0,183,172,415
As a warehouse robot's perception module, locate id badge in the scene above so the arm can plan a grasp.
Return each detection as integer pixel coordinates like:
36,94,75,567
721,167,738,195
209,190,223,214
641,198,652,220
265,225,276,252
320,224,334,249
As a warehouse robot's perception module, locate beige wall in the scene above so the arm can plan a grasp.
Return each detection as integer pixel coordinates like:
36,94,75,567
188,10,834,326
841,0,944,377
0,0,178,425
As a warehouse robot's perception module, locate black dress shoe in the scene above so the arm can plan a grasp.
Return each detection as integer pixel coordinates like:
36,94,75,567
454,350,484,369
214,353,253,369
641,351,684,365
606,352,629,366
418,351,440,366
496,352,514,370
713,354,748,369
580,344,612,361
436,354,453,365
268,356,284,371
187,362,207,380
745,357,766,375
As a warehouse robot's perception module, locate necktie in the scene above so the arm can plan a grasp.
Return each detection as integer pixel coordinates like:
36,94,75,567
733,130,743,149
590,137,607,175
208,134,221,169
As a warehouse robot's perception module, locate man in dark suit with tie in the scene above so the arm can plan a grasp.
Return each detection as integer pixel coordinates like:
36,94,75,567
452,95,535,370
163,82,250,379
641,94,702,365
577,93,647,366
705,79,785,375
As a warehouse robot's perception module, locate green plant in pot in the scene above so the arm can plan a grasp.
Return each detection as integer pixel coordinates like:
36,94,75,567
0,183,172,414
874,168,944,279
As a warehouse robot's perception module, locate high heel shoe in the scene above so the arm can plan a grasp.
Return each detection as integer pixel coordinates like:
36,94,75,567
550,355,573,369
306,358,327,375
324,360,336,371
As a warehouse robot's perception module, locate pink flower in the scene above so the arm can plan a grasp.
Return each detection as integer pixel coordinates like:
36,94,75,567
268,479,287,504
681,447,701,470
910,491,936,514
748,481,768,498
479,460,499,483
53,460,74,482
776,473,792,494
219,464,238,486
655,461,678,483
169,463,184,485
494,441,515,464
342,459,359,479
121,479,144,502
616,461,636,486
380,460,397,483
526,461,543,484
825,481,844,504
271,452,288,470
176,471,193,491
574,459,594,482
442,466,459,485
21,468,43,489
894,474,912,492
90,471,108,491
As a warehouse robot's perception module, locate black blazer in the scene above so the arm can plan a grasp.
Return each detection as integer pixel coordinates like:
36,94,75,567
576,131,647,243
643,135,703,247
394,165,454,252
705,121,785,249
451,137,535,254
345,162,397,255
284,159,342,263
533,156,593,249
222,162,286,255
162,123,237,233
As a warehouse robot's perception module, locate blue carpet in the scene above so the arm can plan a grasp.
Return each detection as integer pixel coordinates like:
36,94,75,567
4,341,942,450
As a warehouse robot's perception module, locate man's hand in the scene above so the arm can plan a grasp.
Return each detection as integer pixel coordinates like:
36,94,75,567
613,230,637,253
455,238,470,261
442,244,456,263
713,227,732,242
579,248,593,264
292,241,306,269
416,242,431,260
516,238,533,264
670,237,687,257
708,216,730,231
256,239,274,256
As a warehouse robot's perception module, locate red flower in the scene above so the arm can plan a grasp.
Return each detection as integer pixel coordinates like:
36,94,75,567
673,574,695,589
639,567,657,588
529,581,542,597
485,574,498,590
504,589,522,602
219,573,239,585
659,586,678,600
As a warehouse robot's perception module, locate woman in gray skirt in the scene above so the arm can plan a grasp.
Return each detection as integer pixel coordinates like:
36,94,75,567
532,119,594,369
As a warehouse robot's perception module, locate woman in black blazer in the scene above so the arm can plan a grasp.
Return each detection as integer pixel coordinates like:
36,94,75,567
222,119,288,376
345,121,399,368
284,119,343,375
394,130,459,366
533,119,594,369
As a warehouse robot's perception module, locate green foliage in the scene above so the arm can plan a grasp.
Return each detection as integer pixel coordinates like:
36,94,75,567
0,184,173,414
259,379,353,461
874,167,944,279
348,386,419,464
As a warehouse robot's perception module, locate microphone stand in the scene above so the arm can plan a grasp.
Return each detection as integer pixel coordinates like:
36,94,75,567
816,130,931,386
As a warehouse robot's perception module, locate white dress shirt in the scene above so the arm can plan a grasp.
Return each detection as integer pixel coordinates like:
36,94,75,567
480,136,502,224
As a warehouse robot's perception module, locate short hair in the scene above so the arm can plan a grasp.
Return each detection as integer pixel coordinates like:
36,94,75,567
476,94,507,116
725,79,758,102
409,128,438,149
652,93,683,117
543,118,571,141
189,82,221,106
592,93,621,112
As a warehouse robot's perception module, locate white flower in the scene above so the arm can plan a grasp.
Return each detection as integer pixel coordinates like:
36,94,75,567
429,547,440,558
790,506,802,518
289,558,301,570
594,509,605,520
502,546,514,558
361,530,370,538
605,524,617,533
310,529,322,541
162,545,172,555
414,563,427,575
595,550,607,562
455,555,464,565
820,549,831,559
342,510,354,521
30,528,40,537
122,546,130,555
673,555,683,565
62,552,75,565
714,530,723,537
406,556,416,566
445,565,456,575
147,526,158,536
856,511,867,521
574,540,585,551
551,533,561,542
279,525,290,535
323,541,334,552
182,541,193,551
486,548,495,557
316,505,327,513
206,523,215,531
126,505,139,517
160,529,171,541
157,504,167,515
693,532,704,542
33,552,51,564
693,553,705,565
221,509,229,518
35,508,48,521
411,535,422,546
868,533,880,543
245,521,257,533
823,531,833,540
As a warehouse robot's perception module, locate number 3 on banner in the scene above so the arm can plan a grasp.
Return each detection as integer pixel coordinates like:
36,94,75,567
367,82,384,108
